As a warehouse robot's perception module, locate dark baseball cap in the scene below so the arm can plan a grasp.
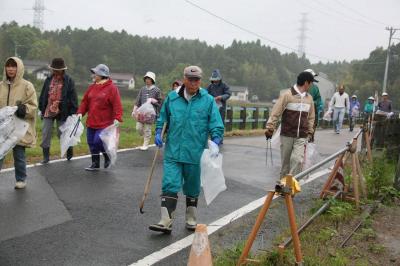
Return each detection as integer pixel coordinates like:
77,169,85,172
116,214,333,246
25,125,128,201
297,71,318,83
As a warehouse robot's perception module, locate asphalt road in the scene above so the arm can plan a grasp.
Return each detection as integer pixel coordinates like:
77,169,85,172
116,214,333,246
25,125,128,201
0,129,356,266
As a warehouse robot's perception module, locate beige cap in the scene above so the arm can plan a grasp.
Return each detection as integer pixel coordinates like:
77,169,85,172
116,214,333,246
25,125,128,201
184,65,202,78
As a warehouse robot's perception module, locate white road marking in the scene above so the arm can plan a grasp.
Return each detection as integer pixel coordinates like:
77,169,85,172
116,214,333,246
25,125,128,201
0,145,155,173
130,167,329,266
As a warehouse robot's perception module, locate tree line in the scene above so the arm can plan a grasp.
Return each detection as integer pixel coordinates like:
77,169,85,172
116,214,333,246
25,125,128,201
0,22,399,107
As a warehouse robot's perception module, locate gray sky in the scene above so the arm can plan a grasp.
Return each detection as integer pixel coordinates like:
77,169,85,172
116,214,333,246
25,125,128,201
1,0,399,63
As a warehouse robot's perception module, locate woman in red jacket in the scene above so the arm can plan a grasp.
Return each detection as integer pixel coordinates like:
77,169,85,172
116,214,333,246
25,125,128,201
77,64,123,171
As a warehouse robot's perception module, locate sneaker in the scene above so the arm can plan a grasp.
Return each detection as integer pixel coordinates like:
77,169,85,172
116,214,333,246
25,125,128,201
139,145,149,151
14,181,26,189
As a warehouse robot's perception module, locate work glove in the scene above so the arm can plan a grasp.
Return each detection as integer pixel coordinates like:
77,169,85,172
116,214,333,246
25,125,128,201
113,119,120,127
155,128,163,148
264,128,274,140
307,134,314,143
15,103,27,119
76,113,82,120
38,110,43,120
209,137,221,158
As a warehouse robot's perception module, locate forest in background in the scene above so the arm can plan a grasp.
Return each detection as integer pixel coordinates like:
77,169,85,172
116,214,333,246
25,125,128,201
0,22,399,107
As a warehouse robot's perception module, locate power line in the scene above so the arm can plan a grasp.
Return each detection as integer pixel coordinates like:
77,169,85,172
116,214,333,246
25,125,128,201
332,0,388,26
183,0,333,61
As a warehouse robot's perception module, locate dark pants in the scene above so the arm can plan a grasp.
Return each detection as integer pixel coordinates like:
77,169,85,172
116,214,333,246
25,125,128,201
87,128,105,155
219,107,226,125
0,145,27,182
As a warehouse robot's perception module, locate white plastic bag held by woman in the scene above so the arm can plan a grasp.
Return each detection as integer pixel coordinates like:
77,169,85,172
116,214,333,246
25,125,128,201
200,140,226,205
99,124,120,165
136,100,156,124
59,114,84,157
0,106,29,159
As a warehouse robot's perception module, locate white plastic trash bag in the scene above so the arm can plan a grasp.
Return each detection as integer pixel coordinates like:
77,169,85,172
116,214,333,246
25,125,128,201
136,101,156,124
303,143,322,171
323,110,333,121
270,125,281,150
99,124,119,165
200,145,226,205
59,115,84,158
0,106,29,159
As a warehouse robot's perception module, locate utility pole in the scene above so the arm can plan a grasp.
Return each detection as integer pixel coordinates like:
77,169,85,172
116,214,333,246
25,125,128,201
382,27,399,93
297,13,308,58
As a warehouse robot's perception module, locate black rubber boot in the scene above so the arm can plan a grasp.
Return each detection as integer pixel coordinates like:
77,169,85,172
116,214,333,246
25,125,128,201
41,148,50,164
66,147,73,161
185,197,198,231
103,153,111,169
85,154,100,171
149,194,178,234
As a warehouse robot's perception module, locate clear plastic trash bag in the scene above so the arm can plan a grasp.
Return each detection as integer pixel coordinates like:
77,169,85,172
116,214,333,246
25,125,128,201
200,141,227,205
271,125,281,150
0,106,29,159
323,110,333,121
99,124,120,165
59,115,84,158
136,101,156,124
303,143,322,171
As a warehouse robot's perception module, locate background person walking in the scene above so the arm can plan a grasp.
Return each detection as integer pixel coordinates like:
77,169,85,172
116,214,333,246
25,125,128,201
38,58,78,163
132,72,162,151
329,85,349,134
207,69,231,127
77,64,123,171
0,57,37,189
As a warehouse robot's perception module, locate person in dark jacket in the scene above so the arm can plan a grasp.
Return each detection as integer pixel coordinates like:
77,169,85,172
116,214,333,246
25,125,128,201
38,58,78,163
77,64,123,171
207,69,231,125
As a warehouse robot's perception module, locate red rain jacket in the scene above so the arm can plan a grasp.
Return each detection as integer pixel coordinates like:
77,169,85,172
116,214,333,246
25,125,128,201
77,79,123,129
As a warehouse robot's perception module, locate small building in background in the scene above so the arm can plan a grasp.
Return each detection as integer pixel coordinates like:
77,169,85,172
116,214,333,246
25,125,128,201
24,60,50,80
230,86,249,102
111,73,135,90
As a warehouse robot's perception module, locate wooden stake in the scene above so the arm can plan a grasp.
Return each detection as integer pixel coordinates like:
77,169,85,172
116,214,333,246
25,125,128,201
320,152,346,199
351,153,360,209
364,131,373,163
355,153,367,198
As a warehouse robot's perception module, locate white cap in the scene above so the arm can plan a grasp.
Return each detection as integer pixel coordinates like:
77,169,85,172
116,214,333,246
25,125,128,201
351,95,357,98
304,68,318,77
382,92,388,96
368,96,375,100
143,71,156,83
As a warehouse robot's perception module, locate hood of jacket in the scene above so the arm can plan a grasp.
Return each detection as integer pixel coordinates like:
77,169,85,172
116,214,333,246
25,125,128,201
3,57,25,84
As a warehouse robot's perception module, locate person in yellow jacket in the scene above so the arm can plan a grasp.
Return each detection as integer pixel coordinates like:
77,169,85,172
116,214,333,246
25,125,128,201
0,57,37,189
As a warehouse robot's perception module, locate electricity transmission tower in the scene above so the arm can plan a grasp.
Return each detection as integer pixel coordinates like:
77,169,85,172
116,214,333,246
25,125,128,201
297,13,308,58
382,27,400,93
33,0,45,31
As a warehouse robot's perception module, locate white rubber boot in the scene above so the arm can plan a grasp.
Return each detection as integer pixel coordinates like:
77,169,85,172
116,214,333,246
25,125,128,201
185,197,198,231
149,196,177,234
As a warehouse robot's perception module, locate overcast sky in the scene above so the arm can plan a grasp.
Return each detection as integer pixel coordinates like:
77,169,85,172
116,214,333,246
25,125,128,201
1,0,399,63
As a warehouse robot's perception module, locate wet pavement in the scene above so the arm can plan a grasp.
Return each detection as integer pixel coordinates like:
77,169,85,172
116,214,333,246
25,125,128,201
0,128,356,265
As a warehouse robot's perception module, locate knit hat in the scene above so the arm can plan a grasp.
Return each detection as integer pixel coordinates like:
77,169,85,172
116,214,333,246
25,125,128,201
210,69,222,81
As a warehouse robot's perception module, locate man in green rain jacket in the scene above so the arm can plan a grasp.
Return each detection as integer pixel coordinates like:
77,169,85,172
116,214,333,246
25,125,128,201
304,69,322,142
149,65,224,234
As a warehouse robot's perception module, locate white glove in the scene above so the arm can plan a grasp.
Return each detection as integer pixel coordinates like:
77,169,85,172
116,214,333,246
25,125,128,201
208,140,219,158
38,110,42,117
147,98,158,104
113,119,120,127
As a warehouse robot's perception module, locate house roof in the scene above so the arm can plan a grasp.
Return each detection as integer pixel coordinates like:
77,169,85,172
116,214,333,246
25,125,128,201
230,86,248,93
111,73,134,81
24,60,49,72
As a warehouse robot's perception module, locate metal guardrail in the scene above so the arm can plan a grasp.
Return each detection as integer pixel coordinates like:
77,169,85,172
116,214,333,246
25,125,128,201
224,105,269,131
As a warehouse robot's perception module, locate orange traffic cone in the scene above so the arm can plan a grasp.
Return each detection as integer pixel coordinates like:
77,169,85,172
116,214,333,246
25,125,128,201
187,224,213,266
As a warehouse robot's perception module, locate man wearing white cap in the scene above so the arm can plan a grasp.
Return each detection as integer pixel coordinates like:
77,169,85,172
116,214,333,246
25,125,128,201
329,85,349,134
378,92,392,113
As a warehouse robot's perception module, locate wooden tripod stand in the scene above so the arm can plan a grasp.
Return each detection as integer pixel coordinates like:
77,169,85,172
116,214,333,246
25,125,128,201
237,175,303,265
320,134,369,208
